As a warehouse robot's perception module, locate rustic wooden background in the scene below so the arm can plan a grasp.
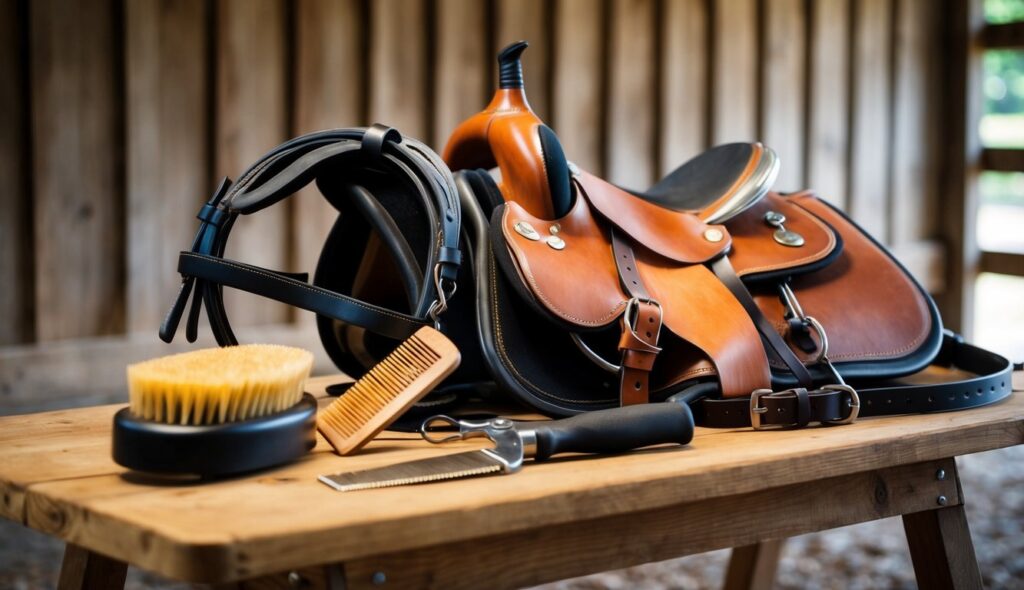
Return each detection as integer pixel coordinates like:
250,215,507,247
0,0,954,413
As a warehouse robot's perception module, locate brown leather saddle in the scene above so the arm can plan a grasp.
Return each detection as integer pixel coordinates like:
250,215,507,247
443,42,1012,428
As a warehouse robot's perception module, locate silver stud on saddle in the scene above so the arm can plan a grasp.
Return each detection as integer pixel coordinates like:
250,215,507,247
764,211,805,247
514,221,541,241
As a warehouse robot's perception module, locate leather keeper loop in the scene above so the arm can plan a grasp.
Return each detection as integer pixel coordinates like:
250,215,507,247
621,348,658,372
361,124,402,159
794,387,812,427
197,204,229,227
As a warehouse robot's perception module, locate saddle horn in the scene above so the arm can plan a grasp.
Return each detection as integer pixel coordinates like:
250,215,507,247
442,41,574,219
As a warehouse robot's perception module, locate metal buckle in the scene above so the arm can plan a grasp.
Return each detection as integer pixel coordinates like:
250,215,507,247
821,384,860,425
749,388,775,430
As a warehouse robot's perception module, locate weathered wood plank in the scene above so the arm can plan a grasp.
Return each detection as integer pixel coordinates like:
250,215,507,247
848,0,893,240
434,0,488,149
889,240,946,294
711,0,758,144
806,0,851,208
215,0,290,326
125,0,209,333
0,324,333,416
552,0,606,174
936,0,985,334
368,0,428,139
903,464,984,590
7,393,1023,582
761,0,806,190
342,459,958,590
606,0,656,189
30,0,124,341
660,0,709,175
0,0,31,345
891,0,938,248
292,0,364,328
494,0,551,121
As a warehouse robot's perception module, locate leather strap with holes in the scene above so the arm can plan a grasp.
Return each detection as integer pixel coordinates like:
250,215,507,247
691,335,1014,428
611,230,662,406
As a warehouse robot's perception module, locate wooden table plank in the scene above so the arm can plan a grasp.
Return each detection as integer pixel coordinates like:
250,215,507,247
0,389,1020,582
341,458,959,590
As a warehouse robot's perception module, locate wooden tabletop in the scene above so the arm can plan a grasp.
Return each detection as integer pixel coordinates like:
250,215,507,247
1,374,1022,583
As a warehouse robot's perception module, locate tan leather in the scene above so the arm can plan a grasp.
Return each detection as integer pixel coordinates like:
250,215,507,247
752,193,933,365
502,198,628,327
618,300,662,405
443,88,556,219
577,172,731,264
634,251,771,397
501,179,771,397
727,192,837,277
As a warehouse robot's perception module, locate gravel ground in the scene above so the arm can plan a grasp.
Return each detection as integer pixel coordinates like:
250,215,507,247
2,447,1021,589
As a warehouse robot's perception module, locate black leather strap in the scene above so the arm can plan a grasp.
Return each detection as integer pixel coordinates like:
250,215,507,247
694,336,1014,428
178,252,425,341
710,256,814,387
160,126,459,348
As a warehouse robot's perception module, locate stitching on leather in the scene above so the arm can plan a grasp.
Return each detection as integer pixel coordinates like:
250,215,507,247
180,253,417,324
501,208,625,326
489,250,615,405
736,200,837,276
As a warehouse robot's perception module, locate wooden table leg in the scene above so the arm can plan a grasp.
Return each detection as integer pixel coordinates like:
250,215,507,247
903,505,983,590
723,539,785,590
57,543,128,590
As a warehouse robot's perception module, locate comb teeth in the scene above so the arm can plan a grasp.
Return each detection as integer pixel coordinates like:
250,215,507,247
317,326,460,455
318,451,504,492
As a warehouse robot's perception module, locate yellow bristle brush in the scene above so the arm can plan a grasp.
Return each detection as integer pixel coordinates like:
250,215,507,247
318,326,461,455
113,344,318,477
126,344,313,425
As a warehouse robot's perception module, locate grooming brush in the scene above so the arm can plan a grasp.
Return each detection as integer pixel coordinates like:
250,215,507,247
112,344,317,477
318,326,460,455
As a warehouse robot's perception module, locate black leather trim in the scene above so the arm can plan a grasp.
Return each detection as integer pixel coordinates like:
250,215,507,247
694,336,1013,428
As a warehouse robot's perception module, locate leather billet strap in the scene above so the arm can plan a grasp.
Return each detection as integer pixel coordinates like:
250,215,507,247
692,335,1014,428
710,255,814,387
611,230,662,405
159,125,460,347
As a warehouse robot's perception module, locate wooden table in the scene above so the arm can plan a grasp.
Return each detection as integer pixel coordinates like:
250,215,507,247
2,374,1022,590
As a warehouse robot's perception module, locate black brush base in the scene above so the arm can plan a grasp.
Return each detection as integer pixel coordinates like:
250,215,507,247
112,393,317,477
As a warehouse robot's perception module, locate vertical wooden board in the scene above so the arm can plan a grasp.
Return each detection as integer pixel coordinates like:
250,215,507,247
368,0,428,139
434,0,488,149
125,0,208,333
0,0,31,345
215,0,289,327
890,0,937,246
711,0,759,144
806,0,851,208
660,0,709,176
606,0,657,190
30,0,124,341
293,0,363,326
848,0,893,241
495,0,551,121
552,0,606,173
761,0,806,191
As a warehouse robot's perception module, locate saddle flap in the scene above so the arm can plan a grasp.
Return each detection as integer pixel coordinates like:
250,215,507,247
727,192,840,280
500,198,628,329
576,171,731,264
